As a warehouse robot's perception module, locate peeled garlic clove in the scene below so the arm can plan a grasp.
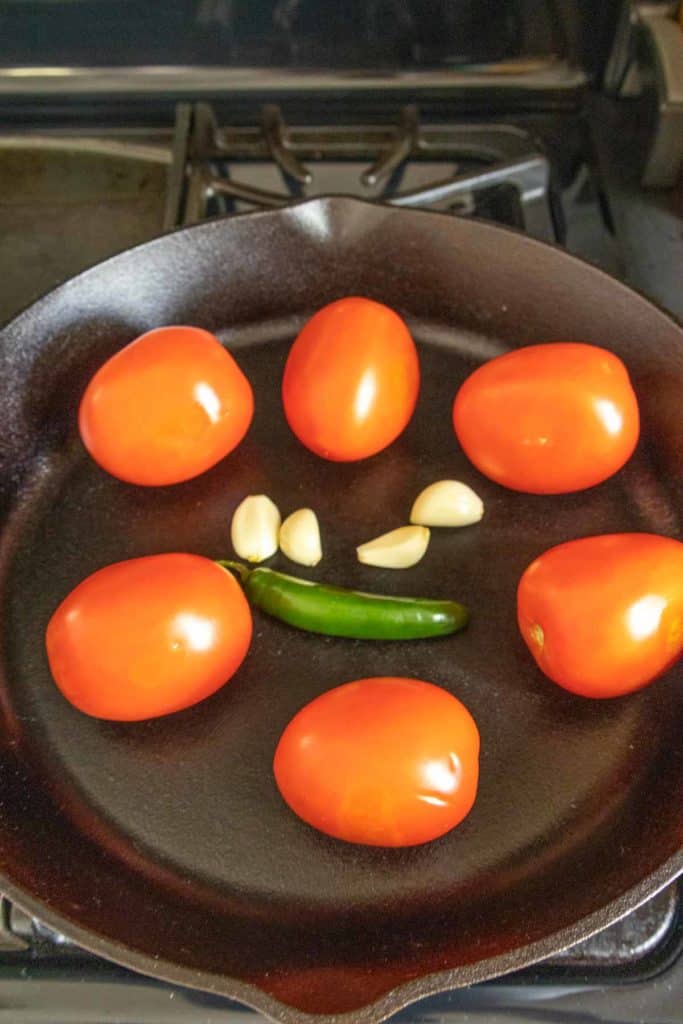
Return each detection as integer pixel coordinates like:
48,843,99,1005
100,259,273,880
357,525,430,569
410,480,484,527
280,508,322,567
231,494,281,562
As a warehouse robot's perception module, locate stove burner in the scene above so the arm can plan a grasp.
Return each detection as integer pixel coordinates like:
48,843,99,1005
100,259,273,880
165,101,560,242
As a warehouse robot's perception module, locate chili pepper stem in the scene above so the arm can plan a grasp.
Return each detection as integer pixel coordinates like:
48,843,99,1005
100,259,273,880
217,559,251,585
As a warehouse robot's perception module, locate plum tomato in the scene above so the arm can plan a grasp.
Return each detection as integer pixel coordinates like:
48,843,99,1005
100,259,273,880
46,554,252,720
452,343,640,493
517,533,683,698
282,297,419,461
79,326,253,486
273,676,480,846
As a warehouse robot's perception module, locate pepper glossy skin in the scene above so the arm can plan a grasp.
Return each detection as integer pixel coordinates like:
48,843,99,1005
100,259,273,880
220,562,469,640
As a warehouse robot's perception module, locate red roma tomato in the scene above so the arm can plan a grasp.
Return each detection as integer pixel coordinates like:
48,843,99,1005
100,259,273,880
282,297,420,461
452,343,640,493
46,554,252,721
79,326,253,486
517,533,683,698
273,677,480,846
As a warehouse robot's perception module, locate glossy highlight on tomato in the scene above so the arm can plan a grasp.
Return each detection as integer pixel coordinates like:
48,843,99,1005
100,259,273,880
517,533,683,698
79,326,254,486
453,343,640,494
46,554,252,720
273,677,480,846
282,297,420,461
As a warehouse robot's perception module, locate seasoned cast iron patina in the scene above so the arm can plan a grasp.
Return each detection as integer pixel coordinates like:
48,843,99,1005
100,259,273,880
0,198,681,1023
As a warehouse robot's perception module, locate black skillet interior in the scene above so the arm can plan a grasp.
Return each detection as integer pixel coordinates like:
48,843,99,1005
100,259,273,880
0,198,681,1024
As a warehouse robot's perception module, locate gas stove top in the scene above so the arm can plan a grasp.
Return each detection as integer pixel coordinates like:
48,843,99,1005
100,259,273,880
0,78,681,1023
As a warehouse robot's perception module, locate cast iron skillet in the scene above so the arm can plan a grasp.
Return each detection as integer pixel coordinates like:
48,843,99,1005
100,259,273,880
0,197,681,1024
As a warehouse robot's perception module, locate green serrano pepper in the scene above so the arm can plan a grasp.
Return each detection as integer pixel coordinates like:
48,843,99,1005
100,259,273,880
218,561,469,640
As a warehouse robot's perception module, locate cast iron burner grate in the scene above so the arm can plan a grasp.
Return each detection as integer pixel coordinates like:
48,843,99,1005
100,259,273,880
165,101,562,242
